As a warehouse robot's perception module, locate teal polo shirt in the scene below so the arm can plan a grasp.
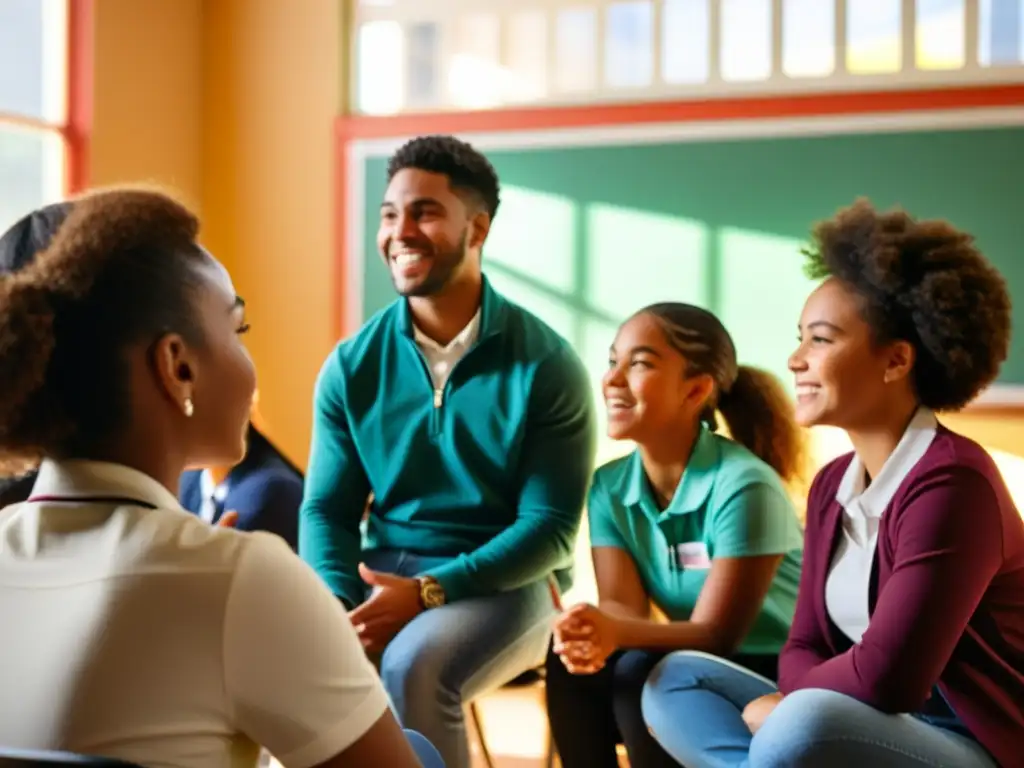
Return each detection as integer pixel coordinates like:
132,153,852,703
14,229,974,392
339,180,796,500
299,277,597,608
588,427,803,655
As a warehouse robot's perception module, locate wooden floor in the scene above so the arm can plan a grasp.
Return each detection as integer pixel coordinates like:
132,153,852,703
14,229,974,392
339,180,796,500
469,683,553,767
468,684,630,767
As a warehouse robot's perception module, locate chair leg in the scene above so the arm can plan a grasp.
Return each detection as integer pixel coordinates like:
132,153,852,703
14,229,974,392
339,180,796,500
469,701,497,768
545,728,558,768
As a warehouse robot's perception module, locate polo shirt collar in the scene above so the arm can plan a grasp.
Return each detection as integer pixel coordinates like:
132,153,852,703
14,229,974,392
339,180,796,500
31,459,183,512
620,425,719,516
413,308,480,353
836,406,938,519
397,274,508,341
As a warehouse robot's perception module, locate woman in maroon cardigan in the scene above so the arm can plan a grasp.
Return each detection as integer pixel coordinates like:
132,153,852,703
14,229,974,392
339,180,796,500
641,199,1024,767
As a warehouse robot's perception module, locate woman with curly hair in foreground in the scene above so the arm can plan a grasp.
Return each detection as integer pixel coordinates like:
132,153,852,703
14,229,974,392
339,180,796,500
641,199,1024,768
0,189,439,768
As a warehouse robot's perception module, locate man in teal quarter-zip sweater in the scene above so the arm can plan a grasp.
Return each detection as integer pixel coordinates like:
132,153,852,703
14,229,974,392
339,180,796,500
299,135,597,768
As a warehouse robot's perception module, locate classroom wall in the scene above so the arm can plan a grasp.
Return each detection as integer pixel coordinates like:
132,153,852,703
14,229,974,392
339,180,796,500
87,0,343,466
90,0,204,210
85,0,1024,469
201,0,343,466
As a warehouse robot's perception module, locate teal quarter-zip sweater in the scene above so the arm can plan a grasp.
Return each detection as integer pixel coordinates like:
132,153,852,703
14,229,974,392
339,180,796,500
299,278,597,608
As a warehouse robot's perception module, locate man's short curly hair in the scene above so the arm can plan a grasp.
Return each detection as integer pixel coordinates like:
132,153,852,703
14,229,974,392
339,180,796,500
804,198,1012,411
0,187,211,473
386,135,501,219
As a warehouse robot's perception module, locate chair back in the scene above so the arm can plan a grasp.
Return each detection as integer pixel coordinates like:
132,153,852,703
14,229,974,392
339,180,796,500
0,749,140,767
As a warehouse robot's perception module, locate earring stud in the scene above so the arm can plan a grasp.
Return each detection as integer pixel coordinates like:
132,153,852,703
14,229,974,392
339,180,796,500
183,397,194,418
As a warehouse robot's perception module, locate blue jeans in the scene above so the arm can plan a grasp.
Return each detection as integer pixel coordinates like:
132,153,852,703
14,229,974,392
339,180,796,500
363,550,557,768
641,651,997,768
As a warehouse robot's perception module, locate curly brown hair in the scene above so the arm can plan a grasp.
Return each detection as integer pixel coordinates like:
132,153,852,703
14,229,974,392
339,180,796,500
0,187,211,473
644,303,808,487
804,198,1012,411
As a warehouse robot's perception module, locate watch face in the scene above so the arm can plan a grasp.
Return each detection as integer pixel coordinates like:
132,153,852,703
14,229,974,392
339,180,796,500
422,582,445,608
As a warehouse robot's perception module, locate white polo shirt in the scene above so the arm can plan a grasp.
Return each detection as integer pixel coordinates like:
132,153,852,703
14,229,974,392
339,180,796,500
825,407,938,642
0,459,389,768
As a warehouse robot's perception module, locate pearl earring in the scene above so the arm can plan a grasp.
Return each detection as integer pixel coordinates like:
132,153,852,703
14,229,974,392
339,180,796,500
183,397,194,418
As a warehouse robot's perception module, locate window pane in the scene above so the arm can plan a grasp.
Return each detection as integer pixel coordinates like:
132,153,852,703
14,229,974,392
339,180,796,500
979,0,1023,66
721,0,773,81
555,8,598,93
357,21,404,115
606,1,654,88
0,125,65,234
506,11,548,103
917,0,965,69
847,0,902,73
783,0,836,76
406,22,440,109
662,0,711,84
448,14,502,109
0,0,66,122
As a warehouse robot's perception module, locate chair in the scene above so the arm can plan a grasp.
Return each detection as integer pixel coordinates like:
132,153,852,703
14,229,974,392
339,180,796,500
469,667,557,768
469,576,561,768
0,749,140,767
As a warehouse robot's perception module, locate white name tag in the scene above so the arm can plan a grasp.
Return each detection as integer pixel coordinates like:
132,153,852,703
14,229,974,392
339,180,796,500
675,541,711,569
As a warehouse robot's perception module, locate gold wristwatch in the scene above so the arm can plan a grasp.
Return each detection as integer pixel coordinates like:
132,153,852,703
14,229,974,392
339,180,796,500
417,575,446,609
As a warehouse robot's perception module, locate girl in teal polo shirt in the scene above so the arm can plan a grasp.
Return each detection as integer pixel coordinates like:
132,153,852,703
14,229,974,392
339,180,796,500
545,303,806,768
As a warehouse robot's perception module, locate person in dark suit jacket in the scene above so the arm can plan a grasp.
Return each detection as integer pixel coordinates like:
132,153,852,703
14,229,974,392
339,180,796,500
0,202,73,508
178,421,302,549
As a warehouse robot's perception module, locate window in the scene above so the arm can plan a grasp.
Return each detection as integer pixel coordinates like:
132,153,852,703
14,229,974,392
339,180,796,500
605,1,655,88
350,0,1024,114
0,0,75,234
555,7,599,93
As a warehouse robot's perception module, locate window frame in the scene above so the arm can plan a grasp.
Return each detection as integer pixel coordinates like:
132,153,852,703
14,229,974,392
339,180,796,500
0,0,92,202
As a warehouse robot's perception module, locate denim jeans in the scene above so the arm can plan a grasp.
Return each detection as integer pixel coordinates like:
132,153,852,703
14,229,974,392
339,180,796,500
641,651,997,768
362,549,557,768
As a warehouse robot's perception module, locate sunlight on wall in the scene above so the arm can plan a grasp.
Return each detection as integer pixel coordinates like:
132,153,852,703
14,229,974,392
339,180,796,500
483,185,578,342
584,204,711,471
718,226,818,390
486,185,577,293
586,204,710,317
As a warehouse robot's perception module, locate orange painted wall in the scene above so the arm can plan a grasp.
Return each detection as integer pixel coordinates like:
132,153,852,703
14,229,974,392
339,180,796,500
88,0,343,466
200,0,344,467
90,0,204,211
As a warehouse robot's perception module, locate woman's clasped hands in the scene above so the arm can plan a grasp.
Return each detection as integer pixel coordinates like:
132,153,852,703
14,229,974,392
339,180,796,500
553,603,621,675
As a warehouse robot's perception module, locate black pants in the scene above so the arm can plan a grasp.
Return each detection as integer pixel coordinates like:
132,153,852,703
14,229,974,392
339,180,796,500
545,645,679,768
545,645,780,768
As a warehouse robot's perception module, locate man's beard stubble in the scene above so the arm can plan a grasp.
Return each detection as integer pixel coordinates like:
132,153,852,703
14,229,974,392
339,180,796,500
393,229,469,298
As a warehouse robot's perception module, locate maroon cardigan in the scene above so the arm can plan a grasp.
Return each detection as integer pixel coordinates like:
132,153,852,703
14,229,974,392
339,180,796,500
779,426,1024,767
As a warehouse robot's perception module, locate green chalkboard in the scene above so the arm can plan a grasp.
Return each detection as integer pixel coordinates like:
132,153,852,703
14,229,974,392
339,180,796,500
360,126,1024,397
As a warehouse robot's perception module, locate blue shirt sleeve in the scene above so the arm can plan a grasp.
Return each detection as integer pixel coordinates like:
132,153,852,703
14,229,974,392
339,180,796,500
227,472,303,551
